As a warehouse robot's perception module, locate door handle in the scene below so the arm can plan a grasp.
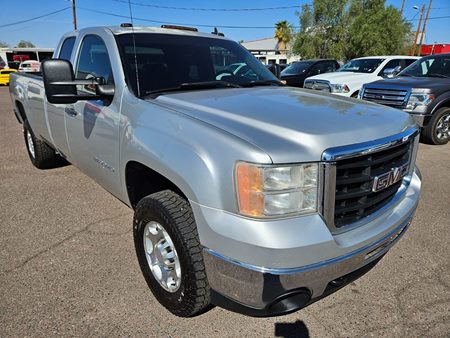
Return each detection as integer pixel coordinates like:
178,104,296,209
65,106,77,117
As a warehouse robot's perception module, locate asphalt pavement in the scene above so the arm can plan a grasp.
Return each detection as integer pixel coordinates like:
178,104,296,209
0,86,449,337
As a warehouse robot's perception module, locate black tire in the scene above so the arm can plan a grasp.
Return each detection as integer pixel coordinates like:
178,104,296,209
23,120,62,169
133,190,211,317
422,107,450,145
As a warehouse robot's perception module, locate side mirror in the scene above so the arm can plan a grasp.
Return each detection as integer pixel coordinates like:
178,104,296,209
42,59,114,104
382,66,402,78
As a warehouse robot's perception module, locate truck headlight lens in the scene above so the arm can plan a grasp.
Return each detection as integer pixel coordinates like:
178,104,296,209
405,93,435,111
330,83,350,93
235,162,318,217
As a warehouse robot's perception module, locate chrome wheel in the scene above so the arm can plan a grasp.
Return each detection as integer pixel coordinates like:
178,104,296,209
26,130,35,158
436,113,450,141
143,221,181,293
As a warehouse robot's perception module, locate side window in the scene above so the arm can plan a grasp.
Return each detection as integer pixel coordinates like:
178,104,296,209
309,63,325,76
381,59,402,72
76,35,114,93
405,59,416,67
59,37,76,61
322,61,336,73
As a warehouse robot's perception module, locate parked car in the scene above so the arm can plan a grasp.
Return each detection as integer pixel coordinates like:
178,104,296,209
304,56,419,97
0,68,16,85
10,25,421,318
18,60,41,72
361,53,450,145
281,59,340,87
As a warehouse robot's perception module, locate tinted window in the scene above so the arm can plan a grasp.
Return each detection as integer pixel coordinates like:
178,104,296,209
76,35,114,92
59,37,76,61
322,61,337,72
405,59,416,67
339,58,384,73
399,56,450,78
117,33,277,96
281,61,314,75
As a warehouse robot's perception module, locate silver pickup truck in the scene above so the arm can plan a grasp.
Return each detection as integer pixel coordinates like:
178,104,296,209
9,25,421,317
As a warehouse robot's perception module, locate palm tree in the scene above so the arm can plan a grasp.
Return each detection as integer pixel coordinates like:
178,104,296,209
274,21,293,51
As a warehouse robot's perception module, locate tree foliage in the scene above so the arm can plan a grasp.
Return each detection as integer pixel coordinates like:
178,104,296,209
274,20,293,51
0,41,9,48
293,0,411,60
16,40,35,48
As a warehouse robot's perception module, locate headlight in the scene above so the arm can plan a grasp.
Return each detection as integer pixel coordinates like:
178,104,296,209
405,93,435,112
330,83,350,93
235,162,319,218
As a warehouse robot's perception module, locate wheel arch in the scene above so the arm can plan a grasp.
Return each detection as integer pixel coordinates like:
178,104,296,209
125,160,189,209
15,100,27,124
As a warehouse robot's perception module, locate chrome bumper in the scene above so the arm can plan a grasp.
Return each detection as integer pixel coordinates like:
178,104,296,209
407,113,427,127
204,211,415,316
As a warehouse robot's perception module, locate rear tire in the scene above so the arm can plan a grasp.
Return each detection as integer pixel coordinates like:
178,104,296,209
133,190,211,317
23,120,63,169
422,107,450,145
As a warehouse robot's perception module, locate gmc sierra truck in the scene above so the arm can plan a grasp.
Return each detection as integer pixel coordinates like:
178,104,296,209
361,53,450,145
9,25,421,317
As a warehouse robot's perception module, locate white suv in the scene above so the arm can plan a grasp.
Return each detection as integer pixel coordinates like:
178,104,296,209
304,56,419,97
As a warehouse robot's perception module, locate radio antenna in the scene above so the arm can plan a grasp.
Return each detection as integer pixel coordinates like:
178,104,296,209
127,0,141,97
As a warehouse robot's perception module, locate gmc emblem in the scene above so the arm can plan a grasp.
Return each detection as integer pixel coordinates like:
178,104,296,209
372,164,409,192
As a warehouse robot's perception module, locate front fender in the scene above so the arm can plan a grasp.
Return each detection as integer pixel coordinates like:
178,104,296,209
119,94,271,213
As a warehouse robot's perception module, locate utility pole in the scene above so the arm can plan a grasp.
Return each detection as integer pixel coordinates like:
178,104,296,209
409,4,425,56
400,0,406,15
72,0,77,30
417,0,433,56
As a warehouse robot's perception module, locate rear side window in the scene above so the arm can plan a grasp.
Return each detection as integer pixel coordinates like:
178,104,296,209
59,37,76,61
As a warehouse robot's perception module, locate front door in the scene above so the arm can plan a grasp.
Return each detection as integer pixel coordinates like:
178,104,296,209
65,34,121,196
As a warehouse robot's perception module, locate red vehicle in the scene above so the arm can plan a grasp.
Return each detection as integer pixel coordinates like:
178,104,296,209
420,44,450,56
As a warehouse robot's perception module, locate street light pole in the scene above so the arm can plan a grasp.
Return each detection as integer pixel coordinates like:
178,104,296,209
409,4,425,56
401,0,406,15
72,0,77,30
417,0,433,56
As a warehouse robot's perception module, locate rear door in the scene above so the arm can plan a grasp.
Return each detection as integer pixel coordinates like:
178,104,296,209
65,34,121,196
45,36,76,157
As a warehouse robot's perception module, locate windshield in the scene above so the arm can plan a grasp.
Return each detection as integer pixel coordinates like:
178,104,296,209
281,61,314,75
399,56,450,78
339,58,384,73
116,33,279,97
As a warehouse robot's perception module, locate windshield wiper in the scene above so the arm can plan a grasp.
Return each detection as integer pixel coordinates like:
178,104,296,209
428,73,449,78
241,80,284,87
144,81,241,98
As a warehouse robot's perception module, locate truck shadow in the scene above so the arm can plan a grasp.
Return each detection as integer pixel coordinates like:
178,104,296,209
274,320,310,338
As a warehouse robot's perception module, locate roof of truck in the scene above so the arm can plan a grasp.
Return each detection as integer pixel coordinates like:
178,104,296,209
106,25,230,40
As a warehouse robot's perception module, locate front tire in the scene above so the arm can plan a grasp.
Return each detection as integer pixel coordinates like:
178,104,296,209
422,107,450,145
133,190,211,317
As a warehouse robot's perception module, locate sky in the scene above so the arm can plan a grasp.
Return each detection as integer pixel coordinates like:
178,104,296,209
0,0,449,48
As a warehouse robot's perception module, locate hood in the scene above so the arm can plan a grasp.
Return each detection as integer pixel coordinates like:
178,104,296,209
368,75,450,92
307,71,373,83
152,87,416,163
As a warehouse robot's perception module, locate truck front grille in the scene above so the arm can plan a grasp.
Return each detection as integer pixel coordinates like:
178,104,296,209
304,80,331,92
333,140,412,228
362,88,408,108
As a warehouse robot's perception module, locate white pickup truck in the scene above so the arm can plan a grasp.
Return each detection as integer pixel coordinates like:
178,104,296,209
304,56,419,97
9,25,421,317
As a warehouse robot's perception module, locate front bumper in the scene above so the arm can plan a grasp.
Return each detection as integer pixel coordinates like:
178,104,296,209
196,169,421,316
404,113,427,127
204,213,412,316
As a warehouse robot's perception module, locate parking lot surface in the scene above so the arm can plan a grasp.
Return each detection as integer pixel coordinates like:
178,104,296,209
0,86,449,337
